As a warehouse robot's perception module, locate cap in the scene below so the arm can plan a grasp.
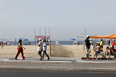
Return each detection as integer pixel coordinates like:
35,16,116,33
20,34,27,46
39,38,41,41
86,35,89,38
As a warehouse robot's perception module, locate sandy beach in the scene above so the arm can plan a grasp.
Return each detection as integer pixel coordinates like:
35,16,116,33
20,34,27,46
0,45,114,58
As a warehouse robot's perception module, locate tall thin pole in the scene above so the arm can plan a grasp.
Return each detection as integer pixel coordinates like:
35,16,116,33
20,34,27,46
84,28,86,38
39,27,41,36
45,27,46,37
34,27,36,45
49,27,50,37
83,28,86,51
38,27,40,36
49,27,51,56
15,38,16,45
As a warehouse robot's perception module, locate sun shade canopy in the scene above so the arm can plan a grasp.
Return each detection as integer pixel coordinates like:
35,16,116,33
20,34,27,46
90,33,116,39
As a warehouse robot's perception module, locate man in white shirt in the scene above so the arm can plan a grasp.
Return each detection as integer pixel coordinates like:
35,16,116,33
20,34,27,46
37,38,43,60
43,40,50,60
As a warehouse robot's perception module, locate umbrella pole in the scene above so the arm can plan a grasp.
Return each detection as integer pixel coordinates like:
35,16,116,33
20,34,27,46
93,39,96,51
77,37,78,50
110,39,112,47
49,38,51,57
83,39,85,51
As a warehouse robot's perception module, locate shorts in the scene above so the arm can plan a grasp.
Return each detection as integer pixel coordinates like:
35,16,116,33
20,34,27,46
100,45,103,48
38,49,43,55
95,51,100,54
38,51,42,55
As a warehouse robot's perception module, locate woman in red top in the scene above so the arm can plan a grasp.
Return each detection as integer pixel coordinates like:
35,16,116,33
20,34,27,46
112,39,116,52
112,40,115,47
15,39,25,60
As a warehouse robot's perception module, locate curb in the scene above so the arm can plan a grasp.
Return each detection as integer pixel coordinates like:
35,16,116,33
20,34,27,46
0,61,73,64
0,66,116,73
76,58,116,64
0,57,116,64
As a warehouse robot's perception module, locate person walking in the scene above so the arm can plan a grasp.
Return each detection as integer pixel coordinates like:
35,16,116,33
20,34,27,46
1,41,3,49
37,38,43,60
85,36,91,59
15,39,25,60
42,40,50,60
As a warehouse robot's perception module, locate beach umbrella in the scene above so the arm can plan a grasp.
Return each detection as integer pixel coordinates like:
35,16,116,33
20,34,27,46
71,38,76,41
23,39,29,41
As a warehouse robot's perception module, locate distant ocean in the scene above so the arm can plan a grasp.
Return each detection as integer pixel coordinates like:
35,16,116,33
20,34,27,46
6,40,109,45
6,41,79,45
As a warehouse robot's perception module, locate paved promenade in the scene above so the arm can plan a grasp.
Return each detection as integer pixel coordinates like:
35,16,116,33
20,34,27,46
0,57,116,72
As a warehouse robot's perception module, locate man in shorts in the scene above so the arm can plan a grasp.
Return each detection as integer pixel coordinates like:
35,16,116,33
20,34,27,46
37,38,43,60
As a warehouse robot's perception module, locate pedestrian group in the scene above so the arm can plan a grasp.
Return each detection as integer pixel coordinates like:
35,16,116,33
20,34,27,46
15,39,50,60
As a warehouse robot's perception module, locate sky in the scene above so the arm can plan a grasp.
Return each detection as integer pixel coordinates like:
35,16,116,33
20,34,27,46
0,0,116,41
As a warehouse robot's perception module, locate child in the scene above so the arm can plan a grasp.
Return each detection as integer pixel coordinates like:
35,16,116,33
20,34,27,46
93,46,101,60
104,46,111,58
